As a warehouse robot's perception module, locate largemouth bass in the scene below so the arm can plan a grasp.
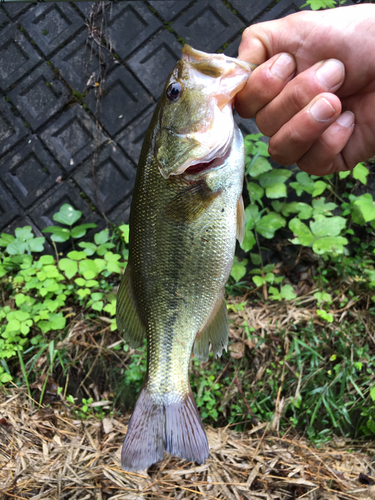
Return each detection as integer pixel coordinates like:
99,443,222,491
116,45,251,472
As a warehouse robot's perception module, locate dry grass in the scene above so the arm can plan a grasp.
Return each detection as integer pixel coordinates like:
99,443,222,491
1,388,375,500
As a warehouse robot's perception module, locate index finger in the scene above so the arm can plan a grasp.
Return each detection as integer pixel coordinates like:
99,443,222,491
237,13,310,66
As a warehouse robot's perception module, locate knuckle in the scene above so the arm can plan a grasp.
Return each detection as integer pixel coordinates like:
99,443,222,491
256,108,277,137
288,83,310,112
268,141,289,165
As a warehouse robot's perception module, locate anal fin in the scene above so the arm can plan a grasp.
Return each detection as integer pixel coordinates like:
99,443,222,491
116,264,146,348
193,294,229,362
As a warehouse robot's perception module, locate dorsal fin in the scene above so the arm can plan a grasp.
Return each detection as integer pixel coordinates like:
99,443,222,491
116,264,146,348
193,293,229,362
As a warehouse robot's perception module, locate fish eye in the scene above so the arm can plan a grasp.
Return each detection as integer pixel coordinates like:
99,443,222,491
166,82,182,101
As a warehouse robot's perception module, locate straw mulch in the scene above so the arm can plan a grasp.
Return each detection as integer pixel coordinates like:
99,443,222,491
1,389,375,500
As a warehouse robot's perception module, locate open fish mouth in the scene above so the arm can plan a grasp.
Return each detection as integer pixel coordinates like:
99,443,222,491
183,146,231,177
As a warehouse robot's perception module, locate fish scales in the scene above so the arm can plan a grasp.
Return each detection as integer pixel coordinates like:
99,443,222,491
116,45,251,471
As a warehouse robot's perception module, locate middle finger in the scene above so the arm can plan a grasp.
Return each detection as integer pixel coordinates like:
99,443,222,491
256,58,345,137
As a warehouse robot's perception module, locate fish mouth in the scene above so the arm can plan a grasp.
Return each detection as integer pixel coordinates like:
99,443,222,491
183,145,231,178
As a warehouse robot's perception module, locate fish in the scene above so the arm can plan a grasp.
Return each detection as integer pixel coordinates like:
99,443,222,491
116,45,252,472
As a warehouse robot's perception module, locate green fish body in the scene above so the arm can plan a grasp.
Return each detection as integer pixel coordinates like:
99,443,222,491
116,46,251,471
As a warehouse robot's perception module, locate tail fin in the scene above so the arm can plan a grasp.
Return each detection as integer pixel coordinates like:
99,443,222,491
121,385,209,472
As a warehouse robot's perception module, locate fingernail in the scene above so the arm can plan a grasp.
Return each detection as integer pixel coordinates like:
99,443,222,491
336,110,355,128
310,97,336,122
316,59,345,91
270,53,295,80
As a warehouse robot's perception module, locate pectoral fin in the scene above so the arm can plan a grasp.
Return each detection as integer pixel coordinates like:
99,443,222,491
193,294,229,362
116,264,146,348
164,182,219,224
236,194,245,245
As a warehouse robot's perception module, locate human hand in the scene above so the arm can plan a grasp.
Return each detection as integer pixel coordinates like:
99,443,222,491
235,5,375,176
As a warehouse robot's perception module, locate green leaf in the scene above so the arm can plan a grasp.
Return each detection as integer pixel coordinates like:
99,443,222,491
40,255,54,265
0,233,15,247
6,240,27,255
310,215,346,238
79,260,98,279
265,272,274,284
12,310,30,321
282,202,312,219
96,243,115,256
271,201,284,213
71,223,97,239
316,309,334,322
67,250,87,261
256,213,286,239
302,0,336,11
249,157,272,178
339,170,351,179
352,193,375,224
42,226,71,242
77,288,91,298
314,291,332,304
5,318,21,332
268,286,281,300
230,257,247,282
59,258,78,279
91,292,103,301
289,181,304,197
258,169,292,188
352,163,369,185
119,225,130,244
15,226,34,241
370,386,375,402
0,372,12,383
53,204,82,226
312,180,328,197
312,198,337,216
313,236,348,256
240,230,256,252
244,204,260,230
250,253,261,265
94,229,110,245
78,242,97,256
296,203,313,220
289,218,314,246
44,299,60,313
74,277,86,286
49,313,66,330
106,261,122,274
296,172,314,191
280,285,297,300
92,301,104,312
252,275,265,287
265,183,287,199
26,237,44,253
86,279,99,288
247,182,264,204
93,258,106,274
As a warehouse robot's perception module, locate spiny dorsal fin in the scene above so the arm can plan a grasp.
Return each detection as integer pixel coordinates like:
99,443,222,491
236,194,245,245
193,294,229,362
116,264,146,348
164,182,219,224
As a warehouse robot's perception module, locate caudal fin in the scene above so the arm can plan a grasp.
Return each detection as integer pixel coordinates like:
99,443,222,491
121,386,209,471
